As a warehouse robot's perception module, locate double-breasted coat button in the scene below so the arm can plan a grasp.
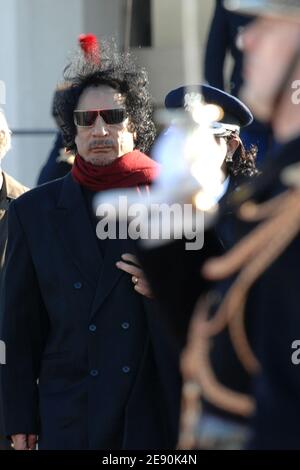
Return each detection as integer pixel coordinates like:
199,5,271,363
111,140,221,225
73,281,82,289
122,366,130,374
90,369,99,377
89,324,97,332
121,322,130,330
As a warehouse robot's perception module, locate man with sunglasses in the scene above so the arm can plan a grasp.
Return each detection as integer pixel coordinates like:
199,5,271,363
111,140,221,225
0,41,181,450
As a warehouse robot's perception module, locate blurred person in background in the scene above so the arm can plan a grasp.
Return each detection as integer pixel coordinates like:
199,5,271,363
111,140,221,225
204,0,274,166
0,109,28,450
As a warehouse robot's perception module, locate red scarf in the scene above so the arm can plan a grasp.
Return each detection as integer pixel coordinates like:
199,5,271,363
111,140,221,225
71,150,159,191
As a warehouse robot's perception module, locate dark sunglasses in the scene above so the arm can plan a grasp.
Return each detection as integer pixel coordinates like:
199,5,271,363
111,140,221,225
74,108,126,127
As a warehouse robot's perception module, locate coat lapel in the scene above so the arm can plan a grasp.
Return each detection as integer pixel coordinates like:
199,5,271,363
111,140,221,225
89,230,134,319
49,173,103,289
89,187,151,317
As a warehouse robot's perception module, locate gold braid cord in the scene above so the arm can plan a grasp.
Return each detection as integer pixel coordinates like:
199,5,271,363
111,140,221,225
178,188,300,450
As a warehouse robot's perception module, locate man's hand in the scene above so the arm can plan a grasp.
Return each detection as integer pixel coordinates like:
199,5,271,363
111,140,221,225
11,434,37,450
116,253,154,299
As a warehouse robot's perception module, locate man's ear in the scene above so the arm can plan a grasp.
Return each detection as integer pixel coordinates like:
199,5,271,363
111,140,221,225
226,134,240,160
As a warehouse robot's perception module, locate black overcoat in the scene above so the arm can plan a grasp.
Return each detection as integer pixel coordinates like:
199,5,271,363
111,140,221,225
0,173,181,450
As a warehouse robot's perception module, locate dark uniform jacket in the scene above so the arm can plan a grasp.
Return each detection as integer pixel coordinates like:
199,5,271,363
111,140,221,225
0,173,181,450
241,136,300,449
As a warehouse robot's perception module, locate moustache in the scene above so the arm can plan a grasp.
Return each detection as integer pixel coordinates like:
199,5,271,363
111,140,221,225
89,139,113,150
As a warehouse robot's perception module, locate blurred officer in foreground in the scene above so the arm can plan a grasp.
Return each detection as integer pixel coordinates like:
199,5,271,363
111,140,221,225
187,0,300,450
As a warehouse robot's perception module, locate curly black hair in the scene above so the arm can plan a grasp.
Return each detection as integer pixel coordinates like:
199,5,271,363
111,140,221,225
225,132,259,178
53,40,156,154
